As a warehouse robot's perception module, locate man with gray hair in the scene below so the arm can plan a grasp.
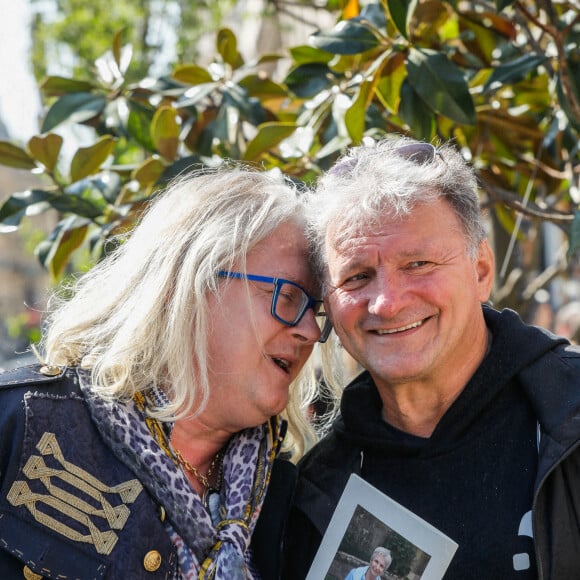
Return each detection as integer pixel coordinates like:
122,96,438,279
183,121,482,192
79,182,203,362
283,137,580,579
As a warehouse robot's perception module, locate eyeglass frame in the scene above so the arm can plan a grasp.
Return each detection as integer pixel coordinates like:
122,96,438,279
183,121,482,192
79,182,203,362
217,270,333,343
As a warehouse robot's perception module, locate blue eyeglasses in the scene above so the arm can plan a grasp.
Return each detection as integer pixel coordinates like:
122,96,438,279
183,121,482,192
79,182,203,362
217,271,332,343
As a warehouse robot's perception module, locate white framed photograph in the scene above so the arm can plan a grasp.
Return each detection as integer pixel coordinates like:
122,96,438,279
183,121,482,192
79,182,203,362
306,474,458,580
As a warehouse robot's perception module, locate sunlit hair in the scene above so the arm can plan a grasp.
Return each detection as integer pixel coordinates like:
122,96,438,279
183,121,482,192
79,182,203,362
309,136,486,281
41,165,321,459
372,546,392,569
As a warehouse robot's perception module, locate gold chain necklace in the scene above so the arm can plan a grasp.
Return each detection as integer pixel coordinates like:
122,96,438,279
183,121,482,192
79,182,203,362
173,448,223,489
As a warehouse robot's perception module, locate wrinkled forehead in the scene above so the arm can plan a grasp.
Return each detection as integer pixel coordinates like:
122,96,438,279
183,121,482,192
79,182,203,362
324,208,407,253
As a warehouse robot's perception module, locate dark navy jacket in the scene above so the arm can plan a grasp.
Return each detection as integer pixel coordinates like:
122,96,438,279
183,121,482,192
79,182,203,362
0,365,295,579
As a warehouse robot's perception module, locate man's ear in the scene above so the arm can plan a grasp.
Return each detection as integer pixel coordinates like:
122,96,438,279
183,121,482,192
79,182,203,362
476,239,495,301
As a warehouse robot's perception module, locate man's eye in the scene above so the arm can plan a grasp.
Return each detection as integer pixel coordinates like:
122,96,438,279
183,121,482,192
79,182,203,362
346,272,368,282
408,260,429,269
339,272,370,288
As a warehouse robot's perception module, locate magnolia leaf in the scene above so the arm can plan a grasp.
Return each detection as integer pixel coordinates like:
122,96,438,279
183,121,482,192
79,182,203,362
28,133,63,172
0,188,102,232
345,81,374,143
127,103,155,151
238,75,287,100
289,45,334,65
70,136,116,182
0,141,36,170
0,190,50,228
217,28,244,69
495,0,516,11
112,30,124,69
40,76,96,96
407,48,476,125
151,106,180,161
484,54,546,92
41,92,107,133
38,216,90,279
310,21,379,55
285,64,336,98
375,52,407,113
132,157,166,186
173,65,213,85
388,0,419,39
398,80,435,140
244,122,298,161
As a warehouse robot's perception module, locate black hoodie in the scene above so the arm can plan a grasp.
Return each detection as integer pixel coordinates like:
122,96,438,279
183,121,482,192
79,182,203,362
284,307,580,579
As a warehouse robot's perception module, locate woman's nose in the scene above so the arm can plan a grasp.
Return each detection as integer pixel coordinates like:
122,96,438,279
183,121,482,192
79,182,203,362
292,308,322,344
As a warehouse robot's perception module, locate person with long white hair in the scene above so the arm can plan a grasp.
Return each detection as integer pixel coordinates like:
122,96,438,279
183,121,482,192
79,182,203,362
0,165,331,578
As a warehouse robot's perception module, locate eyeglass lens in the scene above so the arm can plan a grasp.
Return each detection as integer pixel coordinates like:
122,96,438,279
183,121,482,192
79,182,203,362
274,281,312,324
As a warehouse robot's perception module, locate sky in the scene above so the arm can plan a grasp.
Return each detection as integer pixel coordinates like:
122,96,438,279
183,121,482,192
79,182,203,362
0,0,42,143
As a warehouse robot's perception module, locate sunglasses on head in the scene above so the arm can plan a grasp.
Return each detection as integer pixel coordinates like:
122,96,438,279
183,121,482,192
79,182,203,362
329,142,438,176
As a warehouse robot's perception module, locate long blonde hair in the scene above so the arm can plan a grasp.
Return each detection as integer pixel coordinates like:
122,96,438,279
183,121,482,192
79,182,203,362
41,165,321,458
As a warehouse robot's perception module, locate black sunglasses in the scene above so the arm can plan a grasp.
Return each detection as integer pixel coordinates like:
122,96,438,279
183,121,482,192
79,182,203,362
329,142,438,176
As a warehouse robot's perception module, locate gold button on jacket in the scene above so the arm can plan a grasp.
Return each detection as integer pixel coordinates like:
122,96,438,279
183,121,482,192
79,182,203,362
143,550,162,572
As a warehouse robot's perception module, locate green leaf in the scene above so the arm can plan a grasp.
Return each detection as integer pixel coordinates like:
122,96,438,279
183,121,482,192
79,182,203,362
310,21,379,55
222,85,264,124
0,188,102,232
398,80,435,140
484,54,546,92
388,0,418,38
217,28,244,69
0,141,36,170
70,136,116,182
40,76,96,96
127,101,155,151
495,0,516,11
0,190,47,230
375,52,407,113
158,156,201,185
41,93,107,133
173,65,213,85
151,106,180,161
356,3,387,29
176,83,219,108
132,158,166,186
243,122,297,161
255,54,284,65
285,64,336,98
112,29,124,70
407,48,476,125
238,75,287,100
289,45,334,65
27,133,63,172
569,210,580,258
345,82,373,143
37,216,90,279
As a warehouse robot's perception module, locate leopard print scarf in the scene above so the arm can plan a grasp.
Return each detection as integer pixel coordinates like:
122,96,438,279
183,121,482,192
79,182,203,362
77,368,283,578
